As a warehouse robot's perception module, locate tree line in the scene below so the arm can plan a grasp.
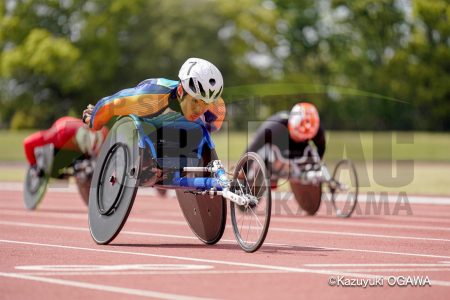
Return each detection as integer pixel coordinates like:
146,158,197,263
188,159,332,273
0,0,448,131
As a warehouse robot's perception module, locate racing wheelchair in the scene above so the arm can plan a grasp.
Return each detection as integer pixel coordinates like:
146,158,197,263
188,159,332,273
263,144,358,218
88,113,271,253
23,145,95,210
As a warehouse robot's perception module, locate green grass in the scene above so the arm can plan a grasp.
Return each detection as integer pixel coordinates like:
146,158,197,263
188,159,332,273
0,130,34,161
0,166,25,182
323,131,450,162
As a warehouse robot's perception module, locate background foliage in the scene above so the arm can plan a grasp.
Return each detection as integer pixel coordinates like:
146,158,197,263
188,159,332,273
0,0,449,131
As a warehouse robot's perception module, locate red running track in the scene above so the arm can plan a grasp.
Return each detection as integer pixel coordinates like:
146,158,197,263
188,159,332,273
1,183,450,299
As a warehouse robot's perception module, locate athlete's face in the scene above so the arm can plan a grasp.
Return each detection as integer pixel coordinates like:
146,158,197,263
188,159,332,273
179,94,209,121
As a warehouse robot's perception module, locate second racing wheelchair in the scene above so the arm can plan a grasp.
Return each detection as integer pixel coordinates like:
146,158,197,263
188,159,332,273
23,146,95,210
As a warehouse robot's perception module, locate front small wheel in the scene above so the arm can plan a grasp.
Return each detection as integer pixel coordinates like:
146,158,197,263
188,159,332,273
23,166,49,210
330,160,358,218
230,152,271,253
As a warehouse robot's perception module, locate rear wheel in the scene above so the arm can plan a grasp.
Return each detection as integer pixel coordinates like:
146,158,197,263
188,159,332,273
330,159,358,218
230,152,271,253
88,117,141,244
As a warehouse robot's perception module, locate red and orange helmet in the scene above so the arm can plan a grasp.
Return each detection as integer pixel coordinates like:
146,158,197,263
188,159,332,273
287,102,320,142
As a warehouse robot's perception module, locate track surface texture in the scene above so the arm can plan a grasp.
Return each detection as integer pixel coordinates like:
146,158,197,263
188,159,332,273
1,182,449,299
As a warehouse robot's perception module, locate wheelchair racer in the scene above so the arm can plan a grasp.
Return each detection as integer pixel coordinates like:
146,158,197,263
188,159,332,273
82,58,225,134
23,116,109,177
246,102,326,188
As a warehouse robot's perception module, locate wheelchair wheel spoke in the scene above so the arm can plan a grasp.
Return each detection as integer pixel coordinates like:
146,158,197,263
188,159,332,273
230,152,272,252
252,167,261,195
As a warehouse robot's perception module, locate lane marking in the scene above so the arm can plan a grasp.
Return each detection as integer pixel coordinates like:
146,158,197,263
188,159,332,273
2,239,450,287
0,182,168,197
270,227,450,243
16,270,286,276
2,221,450,259
16,264,213,272
272,217,450,232
3,210,450,244
3,206,450,233
305,263,450,267
325,268,450,273
0,220,292,249
0,272,212,300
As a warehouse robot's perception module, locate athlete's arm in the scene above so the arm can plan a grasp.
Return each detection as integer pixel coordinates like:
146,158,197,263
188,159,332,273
312,125,326,159
247,113,287,153
88,80,175,130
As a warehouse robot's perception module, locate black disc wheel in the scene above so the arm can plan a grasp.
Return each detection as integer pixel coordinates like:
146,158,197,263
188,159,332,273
290,181,322,216
230,152,271,253
330,159,359,218
176,148,227,245
23,166,49,210
88,117,141,244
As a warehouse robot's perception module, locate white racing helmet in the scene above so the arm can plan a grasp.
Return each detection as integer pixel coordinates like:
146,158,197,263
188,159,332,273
178,58,223,103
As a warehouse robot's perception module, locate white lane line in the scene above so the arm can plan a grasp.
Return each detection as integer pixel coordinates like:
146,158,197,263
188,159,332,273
271,217,450,232
0,209,186,225
305,263,450,267
2,209,450,244
367,216,450,225
0,272,212,300
3,208,450,237
270,227,450,243
0,221,292,249
1,239,450,288
0,209,442,231
4,209,450,240
15,264,213,271
16,270,286,276
0,183,175,197
425,280,450,287
2,220,450,259
3,202,450,225
324,268,450,273
382,214,450,220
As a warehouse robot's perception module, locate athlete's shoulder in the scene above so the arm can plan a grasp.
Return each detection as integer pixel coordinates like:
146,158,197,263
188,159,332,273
136,78,179,93
268,111,289,123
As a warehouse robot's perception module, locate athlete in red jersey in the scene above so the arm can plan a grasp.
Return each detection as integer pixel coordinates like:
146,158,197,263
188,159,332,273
23,116,108,169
